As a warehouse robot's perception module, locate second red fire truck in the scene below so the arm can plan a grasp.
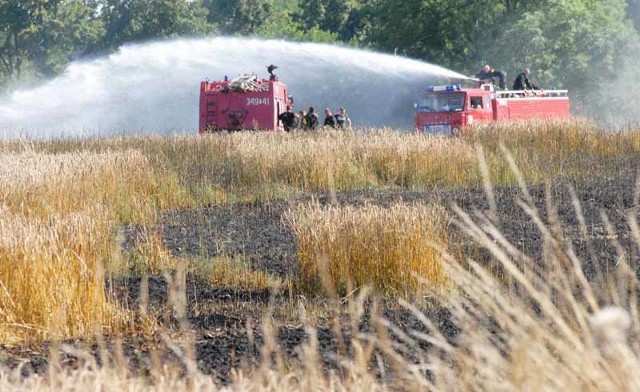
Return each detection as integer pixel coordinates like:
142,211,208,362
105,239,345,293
414,83,570,135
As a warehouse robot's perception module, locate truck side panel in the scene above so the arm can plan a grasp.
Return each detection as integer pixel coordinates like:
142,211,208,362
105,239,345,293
492,96,570,123
492,99,509,121
505,97,570,120
199,80,288,132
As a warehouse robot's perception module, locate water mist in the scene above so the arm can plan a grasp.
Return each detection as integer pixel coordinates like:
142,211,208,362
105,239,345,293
0,37,468,139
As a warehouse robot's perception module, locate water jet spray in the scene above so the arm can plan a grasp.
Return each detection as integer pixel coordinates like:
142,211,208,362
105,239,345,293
0,37,468,139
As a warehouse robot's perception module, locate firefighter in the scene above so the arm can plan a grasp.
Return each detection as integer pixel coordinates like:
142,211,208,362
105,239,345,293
475,64,507,90
334,107,352,129
512,68,540,90
304,107,319,130
296,110,307,130
278,105,296,132
323,108,337,128
267,64,278,81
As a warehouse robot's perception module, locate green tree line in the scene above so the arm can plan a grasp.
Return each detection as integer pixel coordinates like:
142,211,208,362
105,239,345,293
1,0,638,121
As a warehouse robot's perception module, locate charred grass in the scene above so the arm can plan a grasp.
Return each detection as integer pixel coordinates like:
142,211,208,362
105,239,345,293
1,119,640,389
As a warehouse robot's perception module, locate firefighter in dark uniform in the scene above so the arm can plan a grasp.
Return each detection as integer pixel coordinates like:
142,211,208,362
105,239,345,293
323,108,337,128
278,105,296,132
512,68,540,90
304,107,319,130
475,64,507,89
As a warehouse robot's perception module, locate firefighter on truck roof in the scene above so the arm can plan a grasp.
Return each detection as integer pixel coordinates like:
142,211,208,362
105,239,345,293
475,64,507,90
512,67,540,90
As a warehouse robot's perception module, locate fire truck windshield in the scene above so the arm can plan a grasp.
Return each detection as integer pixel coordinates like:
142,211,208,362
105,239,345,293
416,92,465,113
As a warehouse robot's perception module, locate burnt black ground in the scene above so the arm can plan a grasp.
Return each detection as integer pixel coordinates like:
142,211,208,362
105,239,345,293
2,166,640,385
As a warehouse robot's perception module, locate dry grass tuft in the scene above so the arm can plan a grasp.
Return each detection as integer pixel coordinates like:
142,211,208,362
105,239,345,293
126,227,181,275
417,149,640,391
13,121,640,199
589,306,633,357
0,204,126,343
286,201,450,297
196,254,282,291
0,150,166,342
174,129,479,191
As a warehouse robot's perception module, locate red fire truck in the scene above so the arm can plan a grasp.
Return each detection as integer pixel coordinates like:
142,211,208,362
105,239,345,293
199,70,290,133
414,84,570,135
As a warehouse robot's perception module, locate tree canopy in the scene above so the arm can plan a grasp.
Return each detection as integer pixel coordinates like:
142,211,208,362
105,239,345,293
0,0,639,122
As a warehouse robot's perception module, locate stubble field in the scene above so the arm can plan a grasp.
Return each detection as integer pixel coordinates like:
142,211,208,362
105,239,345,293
1,120,640,390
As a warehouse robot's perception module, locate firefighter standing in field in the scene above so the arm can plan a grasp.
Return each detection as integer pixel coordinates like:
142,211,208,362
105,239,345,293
512,67,540,90
475,64,507,90
278,105,296,132
323,108,337,128
334,107,352,129
296,110,307,130
305,107,319,130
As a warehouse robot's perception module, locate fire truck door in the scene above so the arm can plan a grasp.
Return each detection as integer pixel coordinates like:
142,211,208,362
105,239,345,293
469,95,492,122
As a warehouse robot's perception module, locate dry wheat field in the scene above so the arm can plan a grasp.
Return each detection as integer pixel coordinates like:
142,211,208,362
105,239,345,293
1,120,640,390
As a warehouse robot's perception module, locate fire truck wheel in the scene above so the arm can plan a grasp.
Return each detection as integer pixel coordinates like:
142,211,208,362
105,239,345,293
451,128,460,137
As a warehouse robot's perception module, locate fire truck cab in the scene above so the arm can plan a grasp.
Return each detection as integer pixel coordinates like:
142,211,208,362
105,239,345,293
414,84,570,135
199,73,290,133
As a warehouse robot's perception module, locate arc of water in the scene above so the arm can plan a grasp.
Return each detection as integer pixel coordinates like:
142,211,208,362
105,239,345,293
0,37,468,139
